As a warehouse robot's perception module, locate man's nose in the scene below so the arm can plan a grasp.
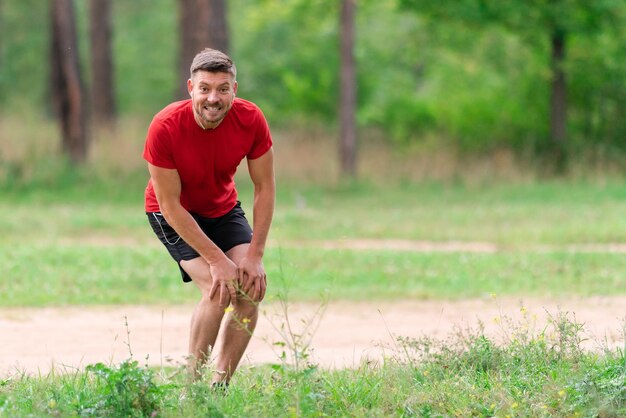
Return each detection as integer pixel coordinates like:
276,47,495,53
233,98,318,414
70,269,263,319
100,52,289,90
206,90,219,102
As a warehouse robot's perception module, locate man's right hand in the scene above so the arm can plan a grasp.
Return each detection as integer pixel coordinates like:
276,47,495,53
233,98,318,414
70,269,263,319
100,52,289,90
208,257,239,306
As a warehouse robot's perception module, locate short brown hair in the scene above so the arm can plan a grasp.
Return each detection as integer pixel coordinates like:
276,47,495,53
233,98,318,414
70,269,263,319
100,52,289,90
189,48,237,80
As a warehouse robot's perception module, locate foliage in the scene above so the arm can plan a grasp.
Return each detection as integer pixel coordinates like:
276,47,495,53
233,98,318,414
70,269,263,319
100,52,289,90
0,0,50,111
232,0,340,123
399,0,623,35
111,0,178,115
399,0,626,153
82,360,168,417
568,26,626,151
2,0,626,158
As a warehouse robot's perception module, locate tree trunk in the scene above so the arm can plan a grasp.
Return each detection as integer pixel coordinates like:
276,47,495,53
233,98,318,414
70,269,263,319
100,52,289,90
177,0,230,99
549,28,567,171
339,0,357,179
50,0,89,164
178,0,200,99
89,0,116,125
207,0,229,53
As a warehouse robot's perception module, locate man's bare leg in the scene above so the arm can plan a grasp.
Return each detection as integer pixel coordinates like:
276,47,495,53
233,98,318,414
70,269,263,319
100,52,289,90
211,243,259,384
180,257,227,380
181,244,260,383
213,297,258,383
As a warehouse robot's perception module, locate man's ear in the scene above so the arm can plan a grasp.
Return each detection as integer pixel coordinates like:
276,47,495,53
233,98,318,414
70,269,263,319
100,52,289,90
187,78,193,96
233,81,238,96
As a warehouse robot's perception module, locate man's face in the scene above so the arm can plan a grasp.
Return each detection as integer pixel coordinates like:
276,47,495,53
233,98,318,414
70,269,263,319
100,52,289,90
188,71,237,129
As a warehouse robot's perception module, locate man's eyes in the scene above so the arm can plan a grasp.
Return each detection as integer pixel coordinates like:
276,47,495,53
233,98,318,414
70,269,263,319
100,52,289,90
198,87,230,94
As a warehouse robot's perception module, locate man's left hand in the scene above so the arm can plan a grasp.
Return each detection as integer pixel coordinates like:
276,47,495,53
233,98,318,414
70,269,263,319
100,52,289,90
237,256,267,302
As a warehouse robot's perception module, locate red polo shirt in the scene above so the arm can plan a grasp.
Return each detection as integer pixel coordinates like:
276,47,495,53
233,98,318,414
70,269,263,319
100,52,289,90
143,98,272,218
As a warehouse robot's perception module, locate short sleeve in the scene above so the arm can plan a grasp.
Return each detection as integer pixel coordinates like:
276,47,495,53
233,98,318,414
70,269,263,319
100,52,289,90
143,117,176,169
247,108,273,160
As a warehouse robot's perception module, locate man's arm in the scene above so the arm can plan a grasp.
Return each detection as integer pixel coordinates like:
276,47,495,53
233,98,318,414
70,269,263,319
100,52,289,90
238,148,275,301
248,147,276,259
148,163,238,304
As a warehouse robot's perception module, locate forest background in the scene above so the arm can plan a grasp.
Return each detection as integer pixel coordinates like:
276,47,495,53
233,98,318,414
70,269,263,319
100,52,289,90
2,0,626,187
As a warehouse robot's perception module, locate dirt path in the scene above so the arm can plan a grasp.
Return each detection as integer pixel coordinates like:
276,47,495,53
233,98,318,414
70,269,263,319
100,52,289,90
1,297,624,377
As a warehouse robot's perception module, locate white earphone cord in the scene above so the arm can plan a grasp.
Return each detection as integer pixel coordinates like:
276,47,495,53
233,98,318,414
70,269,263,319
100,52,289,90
153,213,182,245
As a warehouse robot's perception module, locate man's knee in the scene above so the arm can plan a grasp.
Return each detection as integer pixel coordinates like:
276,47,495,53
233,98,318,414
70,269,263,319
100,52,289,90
234,298,258,317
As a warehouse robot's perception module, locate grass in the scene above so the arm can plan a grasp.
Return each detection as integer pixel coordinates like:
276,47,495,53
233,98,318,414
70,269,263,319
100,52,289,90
5,178,626,246
1,179,626,306
4,245,626,306
270,180,626,246
2,118,626,415
1,313,624,417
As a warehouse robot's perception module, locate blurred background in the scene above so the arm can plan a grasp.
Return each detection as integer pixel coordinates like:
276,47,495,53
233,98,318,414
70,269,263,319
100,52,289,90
1,0,626,190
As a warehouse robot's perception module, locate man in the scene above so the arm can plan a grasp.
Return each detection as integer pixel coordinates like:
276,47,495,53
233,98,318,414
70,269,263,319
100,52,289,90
143,48,275,387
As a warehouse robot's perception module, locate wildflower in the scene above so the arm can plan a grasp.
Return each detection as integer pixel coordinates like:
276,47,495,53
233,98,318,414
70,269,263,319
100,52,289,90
242,317,251,324
558,390,566,397
493,316,501,324
490,293,497,299
511,402,518,409
520,306,527,314
423,370,429,377
224,306,234,313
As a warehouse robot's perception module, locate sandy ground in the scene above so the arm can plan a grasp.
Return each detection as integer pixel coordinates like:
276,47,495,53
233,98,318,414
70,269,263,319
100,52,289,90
1,296,624,377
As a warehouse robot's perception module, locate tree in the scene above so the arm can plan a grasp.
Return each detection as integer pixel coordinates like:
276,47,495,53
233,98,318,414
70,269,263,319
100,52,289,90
207,0,229,53
178,0,202,99
50,0,89,164
400,0,621,169
177,0,230,99
89,0,116,125
340,0,357,178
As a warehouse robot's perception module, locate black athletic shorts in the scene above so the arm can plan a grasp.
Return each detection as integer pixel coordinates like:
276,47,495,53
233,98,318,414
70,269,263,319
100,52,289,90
147,201,253,283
